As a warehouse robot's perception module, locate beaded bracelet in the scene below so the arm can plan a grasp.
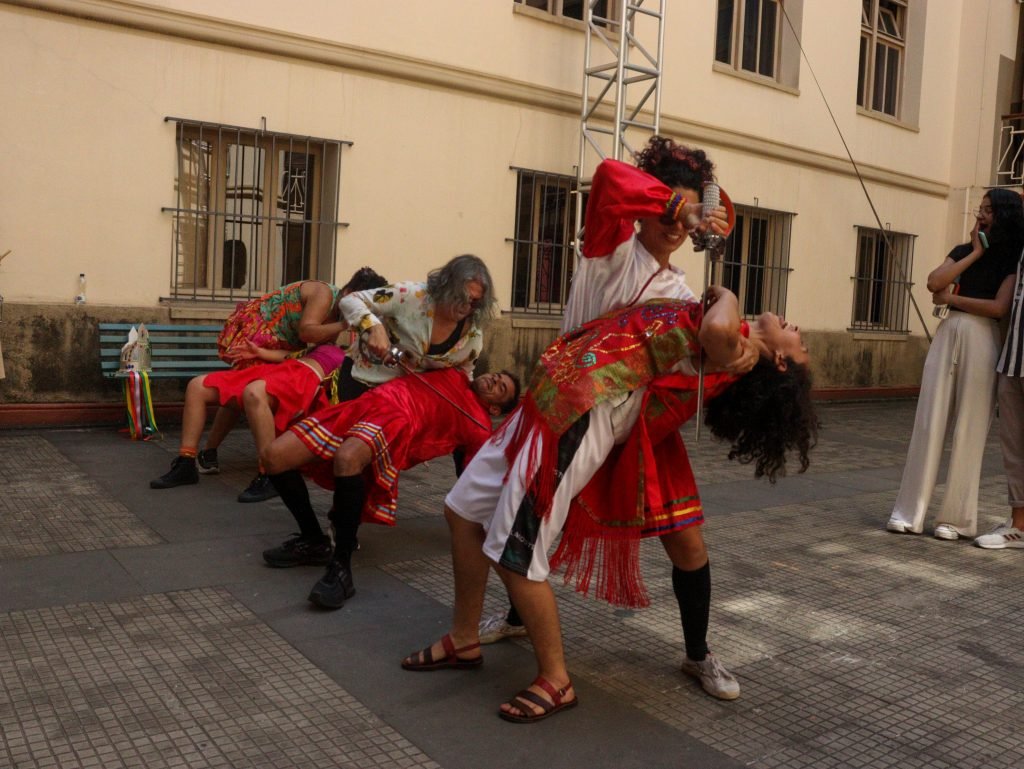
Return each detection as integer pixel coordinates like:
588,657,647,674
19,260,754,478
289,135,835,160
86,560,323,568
664,193,686,222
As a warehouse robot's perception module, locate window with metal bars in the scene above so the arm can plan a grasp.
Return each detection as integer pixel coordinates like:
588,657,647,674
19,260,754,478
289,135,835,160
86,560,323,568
509,168,579,314
711,204,793,318
858,0,907,117
851,226,916,332
164,118,350,301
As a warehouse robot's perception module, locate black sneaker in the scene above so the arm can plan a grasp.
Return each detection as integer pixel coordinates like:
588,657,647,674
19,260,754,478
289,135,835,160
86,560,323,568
308,558,355,610
150,456,199,489
263,534,332,568
237,473,279,503
197,448,220,475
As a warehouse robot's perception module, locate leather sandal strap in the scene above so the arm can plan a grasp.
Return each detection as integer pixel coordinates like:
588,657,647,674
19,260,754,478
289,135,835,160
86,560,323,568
440,633,455,660
532,676,570,705
510,690,552,715
451,640,481,655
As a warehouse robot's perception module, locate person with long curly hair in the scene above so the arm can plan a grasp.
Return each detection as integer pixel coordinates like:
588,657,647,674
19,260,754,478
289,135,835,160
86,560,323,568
402,290,817,723
888,188,1024,540
477,135,757,703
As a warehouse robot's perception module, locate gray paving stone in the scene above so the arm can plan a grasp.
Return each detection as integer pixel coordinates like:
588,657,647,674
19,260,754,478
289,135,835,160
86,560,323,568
2,399,1024,769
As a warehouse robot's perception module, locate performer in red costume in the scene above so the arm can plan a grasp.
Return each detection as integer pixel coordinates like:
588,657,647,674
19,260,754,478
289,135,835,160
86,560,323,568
479,136,757,706
402,290,818,724
258,367,520,608
150,343,345,489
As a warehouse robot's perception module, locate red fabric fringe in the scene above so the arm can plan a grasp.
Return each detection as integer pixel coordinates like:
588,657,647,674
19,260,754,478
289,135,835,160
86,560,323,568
550,503,650,608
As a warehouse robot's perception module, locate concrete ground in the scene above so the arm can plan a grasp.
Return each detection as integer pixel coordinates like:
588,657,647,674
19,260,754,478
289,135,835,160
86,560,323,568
1,400,1023,769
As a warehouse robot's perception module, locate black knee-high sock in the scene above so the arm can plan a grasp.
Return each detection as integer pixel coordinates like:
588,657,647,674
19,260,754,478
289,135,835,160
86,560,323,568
269,470,324,540
330,474,366,559
673,562,711,661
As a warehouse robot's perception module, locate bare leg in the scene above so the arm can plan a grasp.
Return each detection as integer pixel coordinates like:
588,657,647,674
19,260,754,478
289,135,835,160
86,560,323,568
242,380,279,457
333,438,372,476
660,526,708,570
205,406,240,451
1013,506,1024,530
495,565,575,718
261,431,316,475
402,506,489,665
181,375,220,449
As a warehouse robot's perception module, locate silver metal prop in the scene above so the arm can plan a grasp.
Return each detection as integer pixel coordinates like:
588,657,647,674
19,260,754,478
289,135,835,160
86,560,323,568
360,336,491,431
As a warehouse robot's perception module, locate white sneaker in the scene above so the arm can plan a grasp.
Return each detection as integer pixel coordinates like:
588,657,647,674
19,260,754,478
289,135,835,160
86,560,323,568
974,523,1024,550
886,517,916,534
933,523,961,541
478,612,528,645
680,653,740,701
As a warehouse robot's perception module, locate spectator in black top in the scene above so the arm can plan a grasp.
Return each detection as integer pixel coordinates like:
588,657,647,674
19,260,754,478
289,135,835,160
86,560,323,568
888,188,1024,540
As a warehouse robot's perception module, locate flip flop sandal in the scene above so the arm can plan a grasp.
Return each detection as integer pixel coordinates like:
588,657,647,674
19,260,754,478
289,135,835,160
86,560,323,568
401,633,483,671
498,676,579,723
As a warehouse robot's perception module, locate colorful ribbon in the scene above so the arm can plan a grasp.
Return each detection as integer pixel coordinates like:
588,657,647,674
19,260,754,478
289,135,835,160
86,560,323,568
123,370,160,440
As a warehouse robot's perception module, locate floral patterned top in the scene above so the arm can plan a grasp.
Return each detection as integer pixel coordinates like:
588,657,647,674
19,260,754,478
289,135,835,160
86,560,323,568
337,280,482,387
259,280,342,348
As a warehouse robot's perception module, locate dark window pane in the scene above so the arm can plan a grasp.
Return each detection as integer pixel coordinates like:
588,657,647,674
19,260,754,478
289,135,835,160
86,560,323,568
872,41,886,111
857,35,868,106
758,0,777,76
741,0,759,72
882,46,900,115
562,0,584,20
715,0,734,63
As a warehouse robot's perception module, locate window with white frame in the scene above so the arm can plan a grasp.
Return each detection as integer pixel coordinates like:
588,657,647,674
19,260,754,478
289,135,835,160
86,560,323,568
711,204,793,317
715,0,780,79
166,118,349,301
713,0,802,89
509,168,579,313
858,0,907,117
851,226,916,332
514,0,610,22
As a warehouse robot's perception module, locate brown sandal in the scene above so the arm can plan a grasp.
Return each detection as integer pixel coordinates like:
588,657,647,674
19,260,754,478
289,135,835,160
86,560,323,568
401,633,483,671
498,676,578,723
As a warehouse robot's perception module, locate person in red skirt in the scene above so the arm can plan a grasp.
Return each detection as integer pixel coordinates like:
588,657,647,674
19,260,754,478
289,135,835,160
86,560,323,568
149,343,346,490
258,367,519,609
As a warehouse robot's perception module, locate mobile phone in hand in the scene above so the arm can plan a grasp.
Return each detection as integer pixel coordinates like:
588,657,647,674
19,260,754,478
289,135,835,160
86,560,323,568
979,231,989,249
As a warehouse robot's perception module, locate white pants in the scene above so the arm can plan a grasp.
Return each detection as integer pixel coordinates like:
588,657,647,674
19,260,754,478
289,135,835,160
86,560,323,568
891,312,1000,536
446,392,643,581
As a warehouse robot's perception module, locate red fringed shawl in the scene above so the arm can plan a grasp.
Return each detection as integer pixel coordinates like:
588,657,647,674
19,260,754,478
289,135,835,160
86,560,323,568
499,300,740,608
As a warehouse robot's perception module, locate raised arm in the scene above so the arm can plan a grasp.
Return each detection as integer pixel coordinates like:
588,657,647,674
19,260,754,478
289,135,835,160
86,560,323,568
582,160,679,257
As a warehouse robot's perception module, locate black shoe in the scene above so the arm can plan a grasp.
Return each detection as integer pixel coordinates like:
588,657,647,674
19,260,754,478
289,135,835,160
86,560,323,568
238,473,279,503
197,448,220,475
150,456,199,489
308,557,355,610
263,534,332,568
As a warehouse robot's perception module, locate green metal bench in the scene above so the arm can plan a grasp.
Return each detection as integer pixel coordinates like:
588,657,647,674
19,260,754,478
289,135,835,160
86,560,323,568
99,323,229,380
99,322,229,438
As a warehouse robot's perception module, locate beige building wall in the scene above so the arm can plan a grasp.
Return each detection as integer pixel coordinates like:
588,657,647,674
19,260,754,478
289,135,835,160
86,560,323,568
0,0,1021,407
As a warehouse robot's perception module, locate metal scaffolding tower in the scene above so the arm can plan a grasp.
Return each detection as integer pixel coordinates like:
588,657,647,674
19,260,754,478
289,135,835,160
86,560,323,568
574,0,667,251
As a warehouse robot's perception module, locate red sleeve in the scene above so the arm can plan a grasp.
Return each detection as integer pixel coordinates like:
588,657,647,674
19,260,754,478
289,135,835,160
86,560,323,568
582,159,674,258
